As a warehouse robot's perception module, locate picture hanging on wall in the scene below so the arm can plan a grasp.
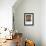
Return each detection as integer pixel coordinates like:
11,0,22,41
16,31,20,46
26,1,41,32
24,13,34,26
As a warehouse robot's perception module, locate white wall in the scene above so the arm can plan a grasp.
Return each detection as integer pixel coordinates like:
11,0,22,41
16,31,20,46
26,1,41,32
0,0,16,30
41,0,46,46
0,0,46,46
13,0,41,46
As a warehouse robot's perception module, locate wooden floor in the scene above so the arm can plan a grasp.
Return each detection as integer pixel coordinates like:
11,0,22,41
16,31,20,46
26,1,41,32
0,33,23,46
0,39,16,46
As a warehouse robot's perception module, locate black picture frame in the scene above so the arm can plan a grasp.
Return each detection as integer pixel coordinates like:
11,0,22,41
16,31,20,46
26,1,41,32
24,13,34,26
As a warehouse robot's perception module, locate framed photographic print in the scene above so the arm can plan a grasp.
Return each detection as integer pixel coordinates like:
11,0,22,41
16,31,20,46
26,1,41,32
24,13,34,26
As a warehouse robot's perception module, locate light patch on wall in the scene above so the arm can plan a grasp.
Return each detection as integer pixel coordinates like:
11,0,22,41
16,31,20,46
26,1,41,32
0,0,17,30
